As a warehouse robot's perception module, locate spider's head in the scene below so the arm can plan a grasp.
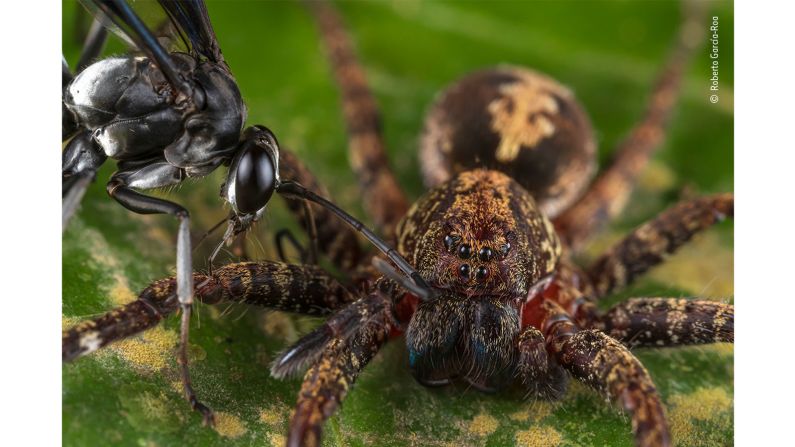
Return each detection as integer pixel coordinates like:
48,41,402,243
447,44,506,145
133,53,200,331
222,125,280,233
397,169,561,300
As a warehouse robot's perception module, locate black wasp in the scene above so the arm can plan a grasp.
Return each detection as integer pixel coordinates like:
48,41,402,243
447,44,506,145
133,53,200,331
61,0,430,425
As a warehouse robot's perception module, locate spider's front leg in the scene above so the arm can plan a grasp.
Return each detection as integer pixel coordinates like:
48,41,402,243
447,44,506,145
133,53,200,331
541,300,671,447
64,258,357,428
272,281,398,447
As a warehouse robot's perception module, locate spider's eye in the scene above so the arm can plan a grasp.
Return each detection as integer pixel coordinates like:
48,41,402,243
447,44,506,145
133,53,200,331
458,244,472,259
458,264,471,279
478,247,494,262
443,234,461,251
233,144,276,215
499,242,511,257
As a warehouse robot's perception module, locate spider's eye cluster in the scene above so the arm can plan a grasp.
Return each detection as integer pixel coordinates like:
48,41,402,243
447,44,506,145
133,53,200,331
443,233,498,283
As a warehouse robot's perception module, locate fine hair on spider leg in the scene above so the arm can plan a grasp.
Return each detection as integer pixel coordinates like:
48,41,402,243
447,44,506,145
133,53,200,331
270,282,399,379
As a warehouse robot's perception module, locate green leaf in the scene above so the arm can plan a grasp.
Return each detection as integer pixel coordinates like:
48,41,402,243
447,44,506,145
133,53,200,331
63,1,733,446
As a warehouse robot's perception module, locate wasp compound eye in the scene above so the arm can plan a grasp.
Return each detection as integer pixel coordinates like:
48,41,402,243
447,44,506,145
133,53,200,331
233,144,276,215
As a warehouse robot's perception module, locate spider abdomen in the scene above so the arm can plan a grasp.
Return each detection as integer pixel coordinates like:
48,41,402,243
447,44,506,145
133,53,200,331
419,66,596,218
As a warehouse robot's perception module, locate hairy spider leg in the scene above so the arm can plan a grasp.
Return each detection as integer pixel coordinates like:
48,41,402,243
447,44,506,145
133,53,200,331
554,1,708,250
281,281,398,447
587,193,733,298
306,0,409,241
531,298,672,447
598,298,733,347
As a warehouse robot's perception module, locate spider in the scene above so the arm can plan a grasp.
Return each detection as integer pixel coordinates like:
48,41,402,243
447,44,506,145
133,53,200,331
63,1,733,446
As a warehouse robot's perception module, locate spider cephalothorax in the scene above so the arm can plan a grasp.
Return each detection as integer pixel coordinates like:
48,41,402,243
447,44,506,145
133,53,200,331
398,169,561,299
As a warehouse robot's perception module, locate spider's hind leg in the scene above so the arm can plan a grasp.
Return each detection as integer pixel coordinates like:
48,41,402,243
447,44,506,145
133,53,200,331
554,1,707,250
306,0,409,240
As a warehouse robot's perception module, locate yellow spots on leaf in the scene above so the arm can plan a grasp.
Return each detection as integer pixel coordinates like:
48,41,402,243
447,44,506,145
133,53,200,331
109,277,136,306
268,432,286,447
508,401,555,423
62,316,80,331
109,325,178,371
169,380,183,395
711,342,734,356
119,389,185,434
213,411,248,439
648,232,734,297
668,387,733,446
259,403,288,426
515,426,563,447
639,160,677,193
260,311,299,343
466,412,499,437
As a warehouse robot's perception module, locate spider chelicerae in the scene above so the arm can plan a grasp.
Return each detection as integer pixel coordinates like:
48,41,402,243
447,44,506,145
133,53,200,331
63,1,733,446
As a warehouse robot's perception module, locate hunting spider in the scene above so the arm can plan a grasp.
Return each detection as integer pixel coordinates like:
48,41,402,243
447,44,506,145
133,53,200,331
63,1,733,446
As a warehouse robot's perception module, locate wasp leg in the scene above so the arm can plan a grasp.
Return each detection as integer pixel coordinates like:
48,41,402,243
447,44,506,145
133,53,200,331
306,0,409,240
597,298,733,348
62,132,107,231
280,286,395,447
538,299,669,447
280,148,359,269
76,17,109,72
104,165,216,423
554,2,706,250
587,193,733,298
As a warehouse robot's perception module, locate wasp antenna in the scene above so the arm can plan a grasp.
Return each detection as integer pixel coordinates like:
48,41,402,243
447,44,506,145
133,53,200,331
276,181,430,291
372,257,433,301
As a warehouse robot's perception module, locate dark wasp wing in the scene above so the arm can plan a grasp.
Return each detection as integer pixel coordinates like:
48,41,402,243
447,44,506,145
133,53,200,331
157,0,226,67
80,0,193,98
